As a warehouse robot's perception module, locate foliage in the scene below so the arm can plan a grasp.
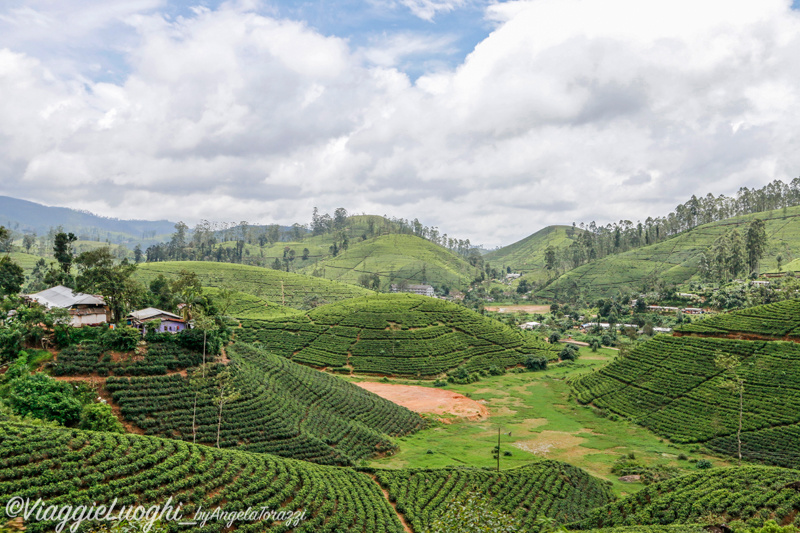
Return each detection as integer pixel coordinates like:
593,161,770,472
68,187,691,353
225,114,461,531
426,491,521,533
6,373,85,426
0,421,406,533
75,247,142,322
560,344,579,361
676,298,800,339
237,293,557,376
79,402,125,433
0,256,24,296
570,334,800,467
573,466,800,530
104,342,423,465
374,461,614,533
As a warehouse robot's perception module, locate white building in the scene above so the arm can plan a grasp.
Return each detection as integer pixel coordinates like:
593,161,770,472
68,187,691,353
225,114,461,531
27,285,108,327
390,284,435,297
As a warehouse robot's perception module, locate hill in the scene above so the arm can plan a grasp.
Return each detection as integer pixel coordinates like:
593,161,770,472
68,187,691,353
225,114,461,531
300,233,478,290
675,298,800,340
103,342,424,466
570,335,800,467
236,293,557,376
0,421,406,533
539,205,800,301
573,466,800,530
485,225,583,278
0,195,174,248
134,261,373,308
374,461,614,532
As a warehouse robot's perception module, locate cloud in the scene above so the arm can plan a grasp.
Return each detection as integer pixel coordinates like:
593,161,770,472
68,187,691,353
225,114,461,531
398,0,468,21
1,0,800,247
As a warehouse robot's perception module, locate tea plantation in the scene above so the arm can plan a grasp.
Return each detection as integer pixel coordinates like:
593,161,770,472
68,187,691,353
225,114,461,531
675,298,800,340
236,293,557,376
570,335,800,467
104,343,424,466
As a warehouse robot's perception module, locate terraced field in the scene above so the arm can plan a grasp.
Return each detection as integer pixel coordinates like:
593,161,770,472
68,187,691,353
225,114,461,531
374,461,614,532
675,298,800,340
573,466,800,530
104,343,424,465
236,293,556,376
570,335,800,467
300,233,477,290
0,421,406,533
485,225,583,279
134,261,372,308
540,205,800,301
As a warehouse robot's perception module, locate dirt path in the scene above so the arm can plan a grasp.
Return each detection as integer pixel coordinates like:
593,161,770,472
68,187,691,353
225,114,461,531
365,473,414,533
356,382,489,421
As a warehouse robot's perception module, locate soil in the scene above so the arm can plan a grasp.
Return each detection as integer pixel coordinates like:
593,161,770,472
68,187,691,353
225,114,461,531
484,305,551,314
356,382,490,422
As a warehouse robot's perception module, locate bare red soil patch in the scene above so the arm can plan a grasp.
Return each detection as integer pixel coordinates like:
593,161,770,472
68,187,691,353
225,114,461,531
356,382,489,422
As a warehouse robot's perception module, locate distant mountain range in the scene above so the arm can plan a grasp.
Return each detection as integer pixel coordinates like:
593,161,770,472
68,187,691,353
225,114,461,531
0,196,177,247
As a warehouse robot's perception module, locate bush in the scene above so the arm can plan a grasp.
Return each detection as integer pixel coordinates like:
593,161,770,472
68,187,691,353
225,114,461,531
79,402,124,433
559,344,579,361
101,326,141,352
696,459,713,469
524,355,548,371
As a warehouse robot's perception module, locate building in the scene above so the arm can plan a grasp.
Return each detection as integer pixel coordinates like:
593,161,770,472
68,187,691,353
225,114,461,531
127,308,187,334
27,285,108,327
519,321,541,330
390,284,435,297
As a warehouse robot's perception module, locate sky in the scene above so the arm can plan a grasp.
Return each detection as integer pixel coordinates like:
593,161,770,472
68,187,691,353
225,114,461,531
1,0,800,247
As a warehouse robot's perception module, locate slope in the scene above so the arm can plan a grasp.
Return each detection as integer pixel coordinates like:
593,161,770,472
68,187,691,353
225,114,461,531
300,233,477,290
103,342,424,466
539,205,800,301
485,225,583,276
134,261,373,308
0,421,406,533
570,334,800,467
675,298,800,340
237,293,557,376
573,466,800,530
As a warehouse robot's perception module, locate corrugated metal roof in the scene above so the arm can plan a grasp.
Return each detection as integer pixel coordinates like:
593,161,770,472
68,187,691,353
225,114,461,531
128,307,183,321
28,285,105,309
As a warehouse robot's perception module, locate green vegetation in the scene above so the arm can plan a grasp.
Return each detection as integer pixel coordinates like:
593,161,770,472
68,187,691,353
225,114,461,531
676,298,800,339
104,343,423,465
539,206,800,302
485,225,583,280
237,293,556,376
373,461,614,532
135,261,373,308
0,421,405,533
573,466,800,530
300,233,478,290
571,335,800,467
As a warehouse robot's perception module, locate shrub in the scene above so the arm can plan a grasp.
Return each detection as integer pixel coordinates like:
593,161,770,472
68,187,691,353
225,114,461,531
696,459,713,469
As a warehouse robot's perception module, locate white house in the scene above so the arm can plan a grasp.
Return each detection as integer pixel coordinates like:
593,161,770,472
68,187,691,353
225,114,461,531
390,284,435,297
27,285,108,327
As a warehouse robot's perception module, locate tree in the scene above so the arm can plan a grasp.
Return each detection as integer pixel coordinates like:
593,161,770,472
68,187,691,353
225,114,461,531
133,244,143,263
53,232,77,274
213,369,240,448
0,226,12,252
171,269,203,320
715,351,745,465
0,256,24,297
22,233,36,253
301,248,310,261
75,248,139,323
745,218,768,274
79,403,124,433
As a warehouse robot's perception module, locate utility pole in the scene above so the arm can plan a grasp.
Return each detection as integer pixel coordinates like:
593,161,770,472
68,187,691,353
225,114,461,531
497,427,501,472
281,281,285,306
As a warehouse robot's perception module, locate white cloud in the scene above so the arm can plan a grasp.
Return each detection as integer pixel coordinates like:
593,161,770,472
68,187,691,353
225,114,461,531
1,0,800,247
398,0,468,21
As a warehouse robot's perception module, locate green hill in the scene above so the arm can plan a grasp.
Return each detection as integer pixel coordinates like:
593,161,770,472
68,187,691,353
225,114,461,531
539,205,800,301
300,233,478,290
485,225,583,278
0,421,406,533
134,261,373,308
573,466,800,530
675,298,800,340
237,293,556,376
570,334,800,467
103,342,423,466
374,461,614,532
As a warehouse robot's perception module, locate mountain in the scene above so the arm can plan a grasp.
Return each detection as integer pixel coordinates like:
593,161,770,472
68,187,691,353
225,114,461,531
0,195,176,248
484,224,583,278
300,233,478,290
539,205,800,301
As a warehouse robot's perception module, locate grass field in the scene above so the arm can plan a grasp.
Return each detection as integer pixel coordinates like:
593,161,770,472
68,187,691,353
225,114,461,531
355,348,729,496
300,233,478,290
134,260,372,308
539,205,800,301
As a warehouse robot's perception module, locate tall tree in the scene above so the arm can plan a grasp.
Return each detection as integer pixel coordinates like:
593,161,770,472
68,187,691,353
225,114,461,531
715,352,745,466
213,369,239,448
0,256,24,297
53,232,77,275
75,248,140,323
745,218,768,274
